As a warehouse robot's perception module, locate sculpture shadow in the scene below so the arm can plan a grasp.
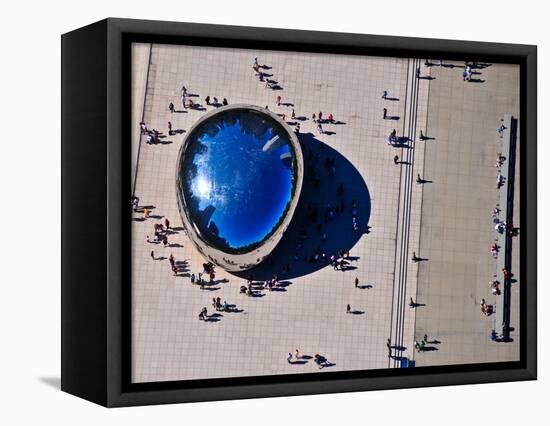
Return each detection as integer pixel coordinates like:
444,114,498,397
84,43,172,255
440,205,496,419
236,132,371,280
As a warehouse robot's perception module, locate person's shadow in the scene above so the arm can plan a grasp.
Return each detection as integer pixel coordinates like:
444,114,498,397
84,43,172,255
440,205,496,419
235,132,371,280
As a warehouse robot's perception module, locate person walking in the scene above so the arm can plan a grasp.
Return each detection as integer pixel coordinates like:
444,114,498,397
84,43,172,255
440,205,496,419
200,307,208,321
205,95,210,105
291,109,296,119
383,108,387,119
382,90,388,99
169,102,175,113
276,95,282,106
150,250,155,260
346,304,351,314
393,155,399,165
139,121,148,134
355,277,359,288
168,121,172,135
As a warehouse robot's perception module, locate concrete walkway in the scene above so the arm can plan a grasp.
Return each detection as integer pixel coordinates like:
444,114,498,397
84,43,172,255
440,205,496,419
130,44,426,383
412,61,520,365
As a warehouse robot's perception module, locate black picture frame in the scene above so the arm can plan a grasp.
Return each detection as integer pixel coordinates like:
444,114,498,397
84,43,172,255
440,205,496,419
61,17,537,407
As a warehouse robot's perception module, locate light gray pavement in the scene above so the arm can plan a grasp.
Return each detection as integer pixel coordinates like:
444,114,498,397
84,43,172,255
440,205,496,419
412,62,521,365
130,44,428,382
130,44,520,382
131,43,151,194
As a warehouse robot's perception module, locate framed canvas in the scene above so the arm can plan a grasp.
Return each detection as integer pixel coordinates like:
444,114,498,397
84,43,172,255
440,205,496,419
61,18,537,407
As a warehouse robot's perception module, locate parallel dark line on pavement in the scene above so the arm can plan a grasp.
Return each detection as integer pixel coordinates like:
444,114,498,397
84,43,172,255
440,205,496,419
388,58,411,368
410,66,433,361
395,58,421,364
391,57,421,367
393,59,416,366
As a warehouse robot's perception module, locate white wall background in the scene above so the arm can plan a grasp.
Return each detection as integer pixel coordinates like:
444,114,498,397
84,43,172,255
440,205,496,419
0,0,546,423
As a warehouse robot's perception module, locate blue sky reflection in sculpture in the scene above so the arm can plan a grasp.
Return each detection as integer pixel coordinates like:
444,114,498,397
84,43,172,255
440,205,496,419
176,106,302,269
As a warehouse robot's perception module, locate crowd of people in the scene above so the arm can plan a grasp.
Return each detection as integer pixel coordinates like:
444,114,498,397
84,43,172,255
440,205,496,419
138,55,502,367
423,59,489,82
238,275,283,296
132,55,398,369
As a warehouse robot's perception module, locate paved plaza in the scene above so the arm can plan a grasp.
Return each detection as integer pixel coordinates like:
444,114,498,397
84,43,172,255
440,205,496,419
130,43,519,383
413,62,520,365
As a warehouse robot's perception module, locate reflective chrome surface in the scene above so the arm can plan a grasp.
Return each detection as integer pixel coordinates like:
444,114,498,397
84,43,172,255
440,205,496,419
177,107,299,256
